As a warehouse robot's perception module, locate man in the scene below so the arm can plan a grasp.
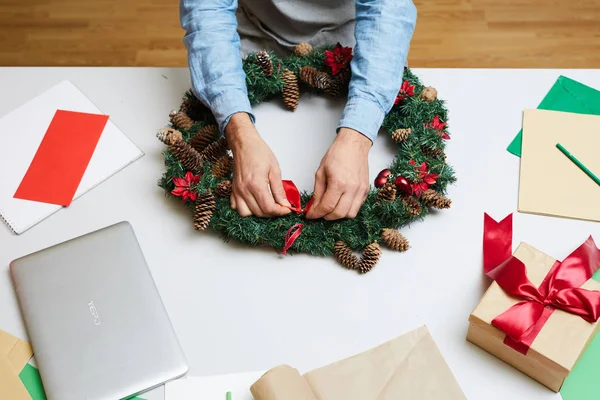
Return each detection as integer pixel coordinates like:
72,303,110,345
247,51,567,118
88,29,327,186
180,0,417,220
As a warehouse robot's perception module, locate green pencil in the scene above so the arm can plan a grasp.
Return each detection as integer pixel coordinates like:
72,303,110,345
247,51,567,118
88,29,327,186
226,391,232,400
556,143,600,186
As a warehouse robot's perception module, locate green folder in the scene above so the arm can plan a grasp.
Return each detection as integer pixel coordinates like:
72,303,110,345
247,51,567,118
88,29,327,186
19,363,145,400
560,270,600,399
507,76,600,157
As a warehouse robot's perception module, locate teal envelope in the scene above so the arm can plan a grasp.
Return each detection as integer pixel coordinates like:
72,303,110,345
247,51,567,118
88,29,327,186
560,271,600,399
507,76,600,157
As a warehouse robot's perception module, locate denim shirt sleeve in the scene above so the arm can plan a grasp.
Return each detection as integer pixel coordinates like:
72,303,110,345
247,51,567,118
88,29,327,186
338,0,417,143
180,0,255,134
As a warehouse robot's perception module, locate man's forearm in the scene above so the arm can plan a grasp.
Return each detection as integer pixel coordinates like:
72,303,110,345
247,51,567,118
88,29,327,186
180,0,255,133
339,0,417,143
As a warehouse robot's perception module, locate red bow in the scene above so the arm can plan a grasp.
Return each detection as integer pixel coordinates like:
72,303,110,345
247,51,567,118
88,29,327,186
483,213,600,354
281,181,313,255
283,180,313,215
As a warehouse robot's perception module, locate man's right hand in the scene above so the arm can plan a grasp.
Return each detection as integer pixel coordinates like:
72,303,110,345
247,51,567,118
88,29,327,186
225,113,291,218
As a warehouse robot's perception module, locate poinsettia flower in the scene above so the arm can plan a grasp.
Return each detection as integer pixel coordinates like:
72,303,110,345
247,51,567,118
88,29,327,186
412,182,429,197
425,115,451,140
171,171,202,202
394,80,416,104
324,43,353,75
409,161,439,197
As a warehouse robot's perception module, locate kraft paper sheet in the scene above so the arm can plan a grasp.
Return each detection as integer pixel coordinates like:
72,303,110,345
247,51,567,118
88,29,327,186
0,330,33,399
251,325,466,400
0,329,33,374
519,109,600,222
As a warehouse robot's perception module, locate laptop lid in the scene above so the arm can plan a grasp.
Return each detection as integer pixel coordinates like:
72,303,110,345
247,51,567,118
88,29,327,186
10,221,188,400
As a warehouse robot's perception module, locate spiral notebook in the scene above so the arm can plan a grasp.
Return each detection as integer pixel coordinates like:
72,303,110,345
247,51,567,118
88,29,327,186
0,80,143,234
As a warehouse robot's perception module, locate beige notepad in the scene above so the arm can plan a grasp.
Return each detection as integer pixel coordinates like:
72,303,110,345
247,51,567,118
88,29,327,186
519,109,600,222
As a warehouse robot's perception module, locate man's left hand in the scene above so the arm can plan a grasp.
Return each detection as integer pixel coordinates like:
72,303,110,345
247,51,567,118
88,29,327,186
306,128,371,220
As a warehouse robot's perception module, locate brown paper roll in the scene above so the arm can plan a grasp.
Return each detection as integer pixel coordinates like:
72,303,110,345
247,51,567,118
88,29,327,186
250,365,318,400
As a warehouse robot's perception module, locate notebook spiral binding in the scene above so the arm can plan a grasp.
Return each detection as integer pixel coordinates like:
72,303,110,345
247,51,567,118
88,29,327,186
0,210,17,234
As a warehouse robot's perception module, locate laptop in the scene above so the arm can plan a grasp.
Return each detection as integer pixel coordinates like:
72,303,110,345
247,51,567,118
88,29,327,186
10,221,188,400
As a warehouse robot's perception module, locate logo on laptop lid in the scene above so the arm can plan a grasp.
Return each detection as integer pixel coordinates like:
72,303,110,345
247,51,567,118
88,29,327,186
88,301,101,326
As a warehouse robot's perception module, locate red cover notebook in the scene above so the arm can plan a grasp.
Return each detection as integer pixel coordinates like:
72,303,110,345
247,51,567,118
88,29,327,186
13,110,109,206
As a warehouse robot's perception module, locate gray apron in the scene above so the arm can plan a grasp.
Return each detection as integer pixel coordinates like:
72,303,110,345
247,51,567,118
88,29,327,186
236,0,356,56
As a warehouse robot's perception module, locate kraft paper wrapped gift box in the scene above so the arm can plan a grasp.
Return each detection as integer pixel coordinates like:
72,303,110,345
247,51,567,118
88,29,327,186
467,242,600,392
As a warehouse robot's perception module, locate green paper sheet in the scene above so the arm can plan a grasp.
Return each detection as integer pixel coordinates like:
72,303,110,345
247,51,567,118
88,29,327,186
19,363,145,400
560,271,600,399
507,76,600,157
19,364,46,400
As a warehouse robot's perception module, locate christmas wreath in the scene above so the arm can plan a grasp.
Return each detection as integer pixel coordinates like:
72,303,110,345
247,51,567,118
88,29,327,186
157,43,455,274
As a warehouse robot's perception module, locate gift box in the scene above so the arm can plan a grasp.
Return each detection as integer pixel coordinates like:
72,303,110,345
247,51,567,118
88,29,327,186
467,214,600,392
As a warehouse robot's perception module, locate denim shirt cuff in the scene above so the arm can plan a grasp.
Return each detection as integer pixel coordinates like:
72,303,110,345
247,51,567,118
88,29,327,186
338,96,385,143
211,89,256,134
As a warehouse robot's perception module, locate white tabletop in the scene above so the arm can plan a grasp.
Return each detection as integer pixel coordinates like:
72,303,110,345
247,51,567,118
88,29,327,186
1,67,600,400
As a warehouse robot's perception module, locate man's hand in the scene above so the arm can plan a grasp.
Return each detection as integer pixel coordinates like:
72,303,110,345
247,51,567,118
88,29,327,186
306,128,371,220
226,113,291,218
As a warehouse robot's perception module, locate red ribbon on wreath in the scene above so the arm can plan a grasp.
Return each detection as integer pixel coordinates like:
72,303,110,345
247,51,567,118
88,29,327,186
483,213,600,354
281,180,314,255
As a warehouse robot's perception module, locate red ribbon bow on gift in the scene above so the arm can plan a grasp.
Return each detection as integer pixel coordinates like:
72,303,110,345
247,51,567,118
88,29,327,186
483,213,600,354
281,180,313,255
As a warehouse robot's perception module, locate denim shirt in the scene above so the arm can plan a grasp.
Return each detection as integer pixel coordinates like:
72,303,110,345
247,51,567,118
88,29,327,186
180,0,417,143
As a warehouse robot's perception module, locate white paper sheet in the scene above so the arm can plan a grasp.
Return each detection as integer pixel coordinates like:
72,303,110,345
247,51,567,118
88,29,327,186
165,371,265,400
0,80,143,234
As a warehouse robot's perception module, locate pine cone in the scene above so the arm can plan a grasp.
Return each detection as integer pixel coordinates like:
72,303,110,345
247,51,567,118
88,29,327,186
180,91,213,122
299,66,331,90
189,124,218,153
156,127,183,145
376,183,396,202
420,86,438,102
282,69,300,110
325,77,345,98
193,191,216,231
337,67,352,86
294,42,313,57
256,51,273,77
381,229,410,252
215,180,232,197
169,110,194,130
421,189,452,209
403,195,423,216
202,137,229,162
359,242,381,274
391,128,412,143
421,145,446,161
325,68,350,97
169,141,204,171
334,241,359,270
211,155,233,178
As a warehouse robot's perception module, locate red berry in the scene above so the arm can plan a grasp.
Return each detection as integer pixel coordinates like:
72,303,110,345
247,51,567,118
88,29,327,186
374,175,389,188
378,169,391,179
395,176,412,195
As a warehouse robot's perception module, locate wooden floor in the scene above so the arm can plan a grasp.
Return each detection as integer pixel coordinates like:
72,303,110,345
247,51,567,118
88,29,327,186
1,0,599,68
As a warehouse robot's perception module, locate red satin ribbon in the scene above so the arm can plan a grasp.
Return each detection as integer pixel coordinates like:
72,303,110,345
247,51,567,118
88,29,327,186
282,223,303,255
281,180,313,254
483,213,600,354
